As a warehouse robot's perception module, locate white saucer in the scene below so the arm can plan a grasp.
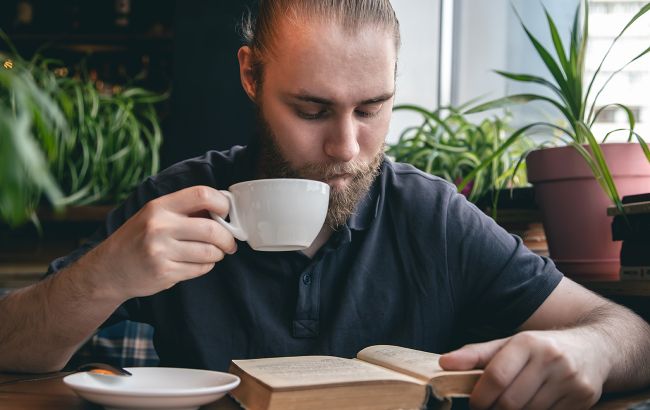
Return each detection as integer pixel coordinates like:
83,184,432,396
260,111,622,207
63,367,240,410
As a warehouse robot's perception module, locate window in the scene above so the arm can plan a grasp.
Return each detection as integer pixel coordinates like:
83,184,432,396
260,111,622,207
587,0,650,140
388,0,441,144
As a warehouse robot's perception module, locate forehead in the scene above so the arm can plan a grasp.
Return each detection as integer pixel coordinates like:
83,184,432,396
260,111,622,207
263,19,397,101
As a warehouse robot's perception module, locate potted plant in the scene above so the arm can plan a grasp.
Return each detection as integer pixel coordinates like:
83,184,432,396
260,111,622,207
387,104,535,217
1,31,165,227
464,1,650,280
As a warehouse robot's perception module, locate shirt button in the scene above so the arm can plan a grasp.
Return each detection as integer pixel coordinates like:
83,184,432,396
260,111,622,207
302,273,312,285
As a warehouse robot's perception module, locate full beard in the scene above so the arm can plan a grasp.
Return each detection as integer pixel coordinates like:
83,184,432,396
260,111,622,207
256,114,384,230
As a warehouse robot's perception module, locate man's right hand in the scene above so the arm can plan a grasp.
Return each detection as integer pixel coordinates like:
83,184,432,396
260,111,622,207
84,185,237,301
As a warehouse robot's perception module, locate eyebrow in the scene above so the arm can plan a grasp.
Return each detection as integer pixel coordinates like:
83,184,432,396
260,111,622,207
288,91,395,106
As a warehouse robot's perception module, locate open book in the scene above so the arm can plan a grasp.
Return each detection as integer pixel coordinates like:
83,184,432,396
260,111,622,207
228,344,482,410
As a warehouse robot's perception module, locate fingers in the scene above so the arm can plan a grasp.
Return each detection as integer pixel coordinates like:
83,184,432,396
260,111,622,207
157,186,230,216
490,357,550,410
171,241,227,264
439,338,508,371
469,339,532,409
173,217,237,254
457,332,603,410
525,380,571,410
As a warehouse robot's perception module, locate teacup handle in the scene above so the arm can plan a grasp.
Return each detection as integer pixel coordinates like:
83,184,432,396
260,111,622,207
211,191,248,242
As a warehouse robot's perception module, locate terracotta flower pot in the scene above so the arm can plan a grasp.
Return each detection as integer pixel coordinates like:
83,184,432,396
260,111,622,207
526,143,650,281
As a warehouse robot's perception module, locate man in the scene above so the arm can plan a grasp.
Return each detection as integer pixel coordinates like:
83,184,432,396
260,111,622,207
1,1,649,409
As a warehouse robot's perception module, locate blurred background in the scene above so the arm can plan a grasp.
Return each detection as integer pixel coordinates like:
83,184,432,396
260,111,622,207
1,0,649,294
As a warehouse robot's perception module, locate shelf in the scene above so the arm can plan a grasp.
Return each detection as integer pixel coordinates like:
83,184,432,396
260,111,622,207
36,205,112,222
580,280,650,297
3,33,173,53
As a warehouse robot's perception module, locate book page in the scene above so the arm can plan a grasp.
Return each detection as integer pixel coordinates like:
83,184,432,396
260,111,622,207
231,355,425,390
356,345,445,381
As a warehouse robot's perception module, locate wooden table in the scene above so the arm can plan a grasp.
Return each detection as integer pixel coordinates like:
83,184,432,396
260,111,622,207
1,372,650,410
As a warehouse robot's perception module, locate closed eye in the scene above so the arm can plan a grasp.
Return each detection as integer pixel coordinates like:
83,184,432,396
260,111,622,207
296,109,328,120
355,103,384,118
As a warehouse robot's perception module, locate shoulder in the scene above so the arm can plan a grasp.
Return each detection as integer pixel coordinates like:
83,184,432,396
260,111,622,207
380,159,489,227
382,159,458,206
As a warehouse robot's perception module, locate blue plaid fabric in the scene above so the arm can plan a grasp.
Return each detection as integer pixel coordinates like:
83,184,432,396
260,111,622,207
69,321,159,369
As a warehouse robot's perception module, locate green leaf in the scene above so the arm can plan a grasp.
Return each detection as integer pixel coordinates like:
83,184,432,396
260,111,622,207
543,6,570,80
512,6,578,116
493,70,570,107
576,122,622,210
466,93,575,125
591,103,635,141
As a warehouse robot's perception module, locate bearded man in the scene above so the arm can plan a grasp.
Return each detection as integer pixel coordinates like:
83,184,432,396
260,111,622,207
2,1,650,409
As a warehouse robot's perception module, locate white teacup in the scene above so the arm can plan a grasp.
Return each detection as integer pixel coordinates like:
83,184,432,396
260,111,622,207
210,179,330,251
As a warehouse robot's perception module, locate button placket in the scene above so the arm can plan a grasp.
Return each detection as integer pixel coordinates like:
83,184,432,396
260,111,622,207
292,264,321,338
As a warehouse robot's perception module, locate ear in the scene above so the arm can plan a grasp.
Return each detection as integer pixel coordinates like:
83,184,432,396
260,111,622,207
238,46,257,101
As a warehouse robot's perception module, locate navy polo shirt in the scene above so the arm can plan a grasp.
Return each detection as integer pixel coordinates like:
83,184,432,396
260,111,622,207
48,145,563,371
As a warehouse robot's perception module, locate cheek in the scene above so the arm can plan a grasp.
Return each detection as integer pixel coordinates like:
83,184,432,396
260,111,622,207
261,101,322,162
358,115,390,158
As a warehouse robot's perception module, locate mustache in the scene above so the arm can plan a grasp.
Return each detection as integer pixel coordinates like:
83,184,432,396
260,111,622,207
296,160,372,181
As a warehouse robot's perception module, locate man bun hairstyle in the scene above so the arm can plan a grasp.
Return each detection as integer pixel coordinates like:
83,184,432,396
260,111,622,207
241,0,400,88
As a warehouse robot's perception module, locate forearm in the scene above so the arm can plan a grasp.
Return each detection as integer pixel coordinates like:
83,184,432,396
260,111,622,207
577,302,650,392
0,250,123,373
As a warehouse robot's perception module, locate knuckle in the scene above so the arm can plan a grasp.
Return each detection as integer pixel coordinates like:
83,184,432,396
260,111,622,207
574,375,598,398
206,245,223,262
193,185,212,203
558,355,578,378
141,199,162,219
144,242,161,259
142,218,164,240
205,221,221,242
514,331,538,346
213,248,225,262
484,368,509,390
540,341,563,363
200,244,215,260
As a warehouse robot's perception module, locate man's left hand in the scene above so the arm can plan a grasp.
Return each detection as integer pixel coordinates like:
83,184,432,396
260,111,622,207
439,330,609,410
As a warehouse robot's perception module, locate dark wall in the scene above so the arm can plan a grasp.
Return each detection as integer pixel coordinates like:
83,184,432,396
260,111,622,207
165,0,257,168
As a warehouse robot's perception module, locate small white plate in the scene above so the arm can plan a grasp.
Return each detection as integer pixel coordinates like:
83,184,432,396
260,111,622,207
63,367,240,410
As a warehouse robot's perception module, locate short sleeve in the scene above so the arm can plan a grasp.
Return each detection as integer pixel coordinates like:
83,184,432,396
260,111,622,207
445,189,563,332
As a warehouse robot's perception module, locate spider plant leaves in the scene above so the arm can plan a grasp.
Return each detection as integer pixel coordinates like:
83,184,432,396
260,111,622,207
592,103,635,141
1,33,166,226
457,122,539,193
544,6,571,83
388,105,533,206
466,93,575,124
511,6,579,117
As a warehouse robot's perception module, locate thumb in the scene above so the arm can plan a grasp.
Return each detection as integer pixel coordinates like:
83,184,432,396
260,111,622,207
439,337,509,371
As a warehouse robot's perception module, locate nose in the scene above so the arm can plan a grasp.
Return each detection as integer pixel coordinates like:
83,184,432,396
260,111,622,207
323,113,360,162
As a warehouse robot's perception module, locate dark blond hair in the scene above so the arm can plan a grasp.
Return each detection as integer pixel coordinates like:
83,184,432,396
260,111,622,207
241,0,400,87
